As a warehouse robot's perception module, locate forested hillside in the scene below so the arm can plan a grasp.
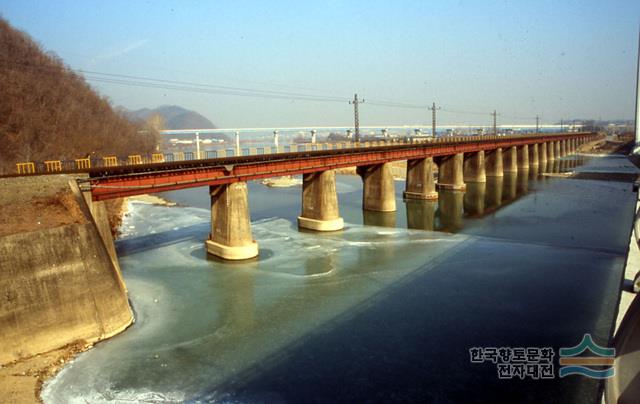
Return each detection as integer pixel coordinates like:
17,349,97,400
0,17,157,174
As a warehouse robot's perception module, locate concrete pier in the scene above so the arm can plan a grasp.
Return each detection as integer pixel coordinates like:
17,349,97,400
298,170,344,231
463,151,486,183
528,144,539,167
358,163,396,212
559,140,566,157
517,145,529,170
404,157,438,200
436,153,466,191
206,182,259,260
547,141,556,161
503,146,518,173
554,141,561,159
539,142,548,165
485,148,504,177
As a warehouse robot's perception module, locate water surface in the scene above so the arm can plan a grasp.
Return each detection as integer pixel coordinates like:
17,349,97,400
43,155,637,403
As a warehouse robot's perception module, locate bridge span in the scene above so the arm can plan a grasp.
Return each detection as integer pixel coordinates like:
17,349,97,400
79,132,595,260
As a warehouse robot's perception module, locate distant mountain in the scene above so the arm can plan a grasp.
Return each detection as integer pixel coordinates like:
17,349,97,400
127,105,219,131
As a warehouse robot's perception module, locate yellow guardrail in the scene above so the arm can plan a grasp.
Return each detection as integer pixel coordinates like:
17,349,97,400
8,133,595,175
16,162,35,174
103,156,118,167
75,158,91,169
128,155,143,165
151,153,165,163
44,160,62,172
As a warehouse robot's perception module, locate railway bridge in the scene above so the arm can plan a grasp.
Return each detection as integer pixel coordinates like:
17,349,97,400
78,132,595,260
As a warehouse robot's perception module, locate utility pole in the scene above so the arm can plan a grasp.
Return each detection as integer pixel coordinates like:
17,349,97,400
349,93,365,143
536,115,540,133
560,119,564,133
428,102,440,137
491,110,498,136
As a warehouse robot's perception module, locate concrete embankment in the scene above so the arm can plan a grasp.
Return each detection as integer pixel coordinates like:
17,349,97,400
0,175,133,365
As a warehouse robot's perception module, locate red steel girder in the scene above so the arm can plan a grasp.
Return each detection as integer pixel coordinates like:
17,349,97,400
87,133,595,201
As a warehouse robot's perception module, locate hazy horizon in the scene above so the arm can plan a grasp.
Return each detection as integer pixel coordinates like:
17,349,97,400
2,0,639,128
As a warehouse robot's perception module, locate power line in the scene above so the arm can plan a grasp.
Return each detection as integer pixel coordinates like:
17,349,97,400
84,76,350,103
80,69,350,101
366,100,425,109
0,57,550,121
0,57,350,103
440,107,489,116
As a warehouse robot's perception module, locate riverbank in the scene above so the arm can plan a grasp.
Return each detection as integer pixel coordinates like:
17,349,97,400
0,342,91,403
0,191,177,404
0,175,137,404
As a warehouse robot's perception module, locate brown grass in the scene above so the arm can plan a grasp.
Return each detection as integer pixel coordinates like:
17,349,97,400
0,191,87,237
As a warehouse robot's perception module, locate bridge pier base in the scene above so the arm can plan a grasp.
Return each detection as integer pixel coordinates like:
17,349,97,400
547,142,556,161
404,157,438,200
503,146,518,173
436,153,466,191
517,145,529,170
298,170,344,231
358,163,396,212
463,151,486,183
206,182,258,260
485,148,503,177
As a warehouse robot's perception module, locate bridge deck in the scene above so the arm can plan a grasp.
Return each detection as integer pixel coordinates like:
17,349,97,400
81,133,591,200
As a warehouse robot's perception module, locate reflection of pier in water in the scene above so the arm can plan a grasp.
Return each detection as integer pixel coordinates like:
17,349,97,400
194,154,593,390
406,156,588,233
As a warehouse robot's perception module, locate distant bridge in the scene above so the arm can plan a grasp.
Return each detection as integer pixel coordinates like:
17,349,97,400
159,124,581,135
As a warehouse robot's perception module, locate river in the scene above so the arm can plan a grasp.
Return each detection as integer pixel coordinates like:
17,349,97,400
42,155,637,403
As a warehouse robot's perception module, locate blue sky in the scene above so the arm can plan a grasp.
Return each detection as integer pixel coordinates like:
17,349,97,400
1,0,639,128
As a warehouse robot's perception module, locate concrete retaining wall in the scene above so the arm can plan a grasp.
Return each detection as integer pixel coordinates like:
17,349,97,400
0,180,133,364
